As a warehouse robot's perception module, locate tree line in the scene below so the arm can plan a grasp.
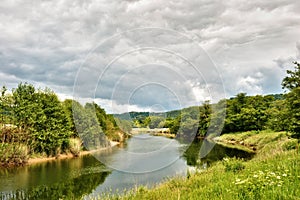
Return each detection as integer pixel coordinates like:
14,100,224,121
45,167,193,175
0,84,131,166
125,62,300,140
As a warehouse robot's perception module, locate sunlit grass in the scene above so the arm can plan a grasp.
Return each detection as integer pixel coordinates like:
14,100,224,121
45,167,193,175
99,131,300,200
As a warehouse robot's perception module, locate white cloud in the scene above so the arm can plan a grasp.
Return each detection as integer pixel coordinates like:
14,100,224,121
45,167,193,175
1,0,300,112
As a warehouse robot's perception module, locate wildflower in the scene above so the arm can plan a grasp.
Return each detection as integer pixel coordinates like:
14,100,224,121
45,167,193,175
270,172,275,176
282,174,287,177
277,184,282,187
253,174,258,178
235,180,247,185
276,176,281,179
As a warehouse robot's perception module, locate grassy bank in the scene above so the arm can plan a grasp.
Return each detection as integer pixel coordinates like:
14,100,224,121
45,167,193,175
101,131,300,200
151,132,176,139
0,138,120,167
27,140,120,165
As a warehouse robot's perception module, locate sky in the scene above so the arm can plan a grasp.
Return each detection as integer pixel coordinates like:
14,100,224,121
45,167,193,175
1,0,300,113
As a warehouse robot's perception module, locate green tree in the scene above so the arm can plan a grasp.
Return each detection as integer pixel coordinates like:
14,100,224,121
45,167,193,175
282,61,300,90
147,116,164,129
197,101,211,137
266,100,289,131
0,86,14,125
285,88,300,138
12,83,71,156
281,61,300,138
62,99,78,137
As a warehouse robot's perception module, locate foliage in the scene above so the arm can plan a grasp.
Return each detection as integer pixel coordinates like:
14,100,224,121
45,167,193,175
72,102,110,150
0,143,28,167
222,157,245,173
115,118,132,133
68,138,82,156
281,61,300,90
223,94,274,133
104,132,300,200
0,83,126,165
11,83,71,156
285,87,300,138
265,100,289,131
280,61,300,138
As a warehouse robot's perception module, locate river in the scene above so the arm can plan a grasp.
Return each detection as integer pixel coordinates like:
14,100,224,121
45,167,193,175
0,134,253,199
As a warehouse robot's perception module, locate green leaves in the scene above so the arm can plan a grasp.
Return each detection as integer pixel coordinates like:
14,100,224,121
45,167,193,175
285,87,300,137
282,61,300,91
281,61,300,138
10,83,71,156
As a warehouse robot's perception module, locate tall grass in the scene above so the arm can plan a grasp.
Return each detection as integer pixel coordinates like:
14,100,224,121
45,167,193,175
99,131,300,200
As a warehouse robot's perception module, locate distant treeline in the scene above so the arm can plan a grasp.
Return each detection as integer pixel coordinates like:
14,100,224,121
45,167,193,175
115,62,300,140
0,83,131,166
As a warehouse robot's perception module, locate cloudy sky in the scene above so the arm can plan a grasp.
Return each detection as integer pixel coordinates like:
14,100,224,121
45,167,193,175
1,0,300,113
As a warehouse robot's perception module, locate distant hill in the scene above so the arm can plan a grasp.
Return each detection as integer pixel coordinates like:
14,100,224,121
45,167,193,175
113,106,198,121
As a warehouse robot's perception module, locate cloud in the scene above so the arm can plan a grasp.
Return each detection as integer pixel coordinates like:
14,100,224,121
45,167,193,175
1,0,300,112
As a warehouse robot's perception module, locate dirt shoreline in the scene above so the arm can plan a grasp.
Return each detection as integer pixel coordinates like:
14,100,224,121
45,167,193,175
27,141,120,165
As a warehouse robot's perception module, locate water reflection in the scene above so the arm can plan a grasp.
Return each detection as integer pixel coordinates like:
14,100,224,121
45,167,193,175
1,134,254,199
0,156,110,199
183,138,254,168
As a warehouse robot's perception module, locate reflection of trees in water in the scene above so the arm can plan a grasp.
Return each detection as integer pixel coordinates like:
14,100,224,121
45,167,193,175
0,171,110,200
182,139,254,168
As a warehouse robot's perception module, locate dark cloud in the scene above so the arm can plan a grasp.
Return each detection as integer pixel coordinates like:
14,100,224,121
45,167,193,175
0,0,300,112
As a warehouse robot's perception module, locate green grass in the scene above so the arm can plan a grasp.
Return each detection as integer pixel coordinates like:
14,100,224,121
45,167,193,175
98,131,300,200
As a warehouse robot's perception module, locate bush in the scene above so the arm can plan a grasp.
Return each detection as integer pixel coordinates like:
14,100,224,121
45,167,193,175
0,143,28,167
68,138,82,156
222,157,245,173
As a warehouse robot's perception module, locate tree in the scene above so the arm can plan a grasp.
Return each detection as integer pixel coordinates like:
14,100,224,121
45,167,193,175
281,61,300,138
0,86,14,125
12,83,71,156
282,61,300,91
62,99,78,137
197,101,211,137
266,100,289,131
147,116,164,129
285,87,300,138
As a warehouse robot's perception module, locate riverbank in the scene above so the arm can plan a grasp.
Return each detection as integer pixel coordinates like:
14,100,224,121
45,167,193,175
214,130,297,155
151,132,176,139
131,128,170,135
27,141,120,165
102,131,300,200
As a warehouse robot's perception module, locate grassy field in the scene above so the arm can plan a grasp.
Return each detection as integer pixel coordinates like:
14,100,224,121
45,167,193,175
100,131,300,200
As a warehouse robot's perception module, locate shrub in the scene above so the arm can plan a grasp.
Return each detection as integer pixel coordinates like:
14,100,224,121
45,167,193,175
68,138,82,156
222,157,245,173
0,143,28,167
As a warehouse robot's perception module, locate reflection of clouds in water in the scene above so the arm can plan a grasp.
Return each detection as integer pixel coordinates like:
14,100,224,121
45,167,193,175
86,157,187,197
94,134,181,173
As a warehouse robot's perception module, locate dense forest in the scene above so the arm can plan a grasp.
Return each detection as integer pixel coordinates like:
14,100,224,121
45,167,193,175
0,84,131,167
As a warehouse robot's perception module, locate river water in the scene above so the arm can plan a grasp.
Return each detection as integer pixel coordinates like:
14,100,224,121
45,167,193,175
0,134,253,199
